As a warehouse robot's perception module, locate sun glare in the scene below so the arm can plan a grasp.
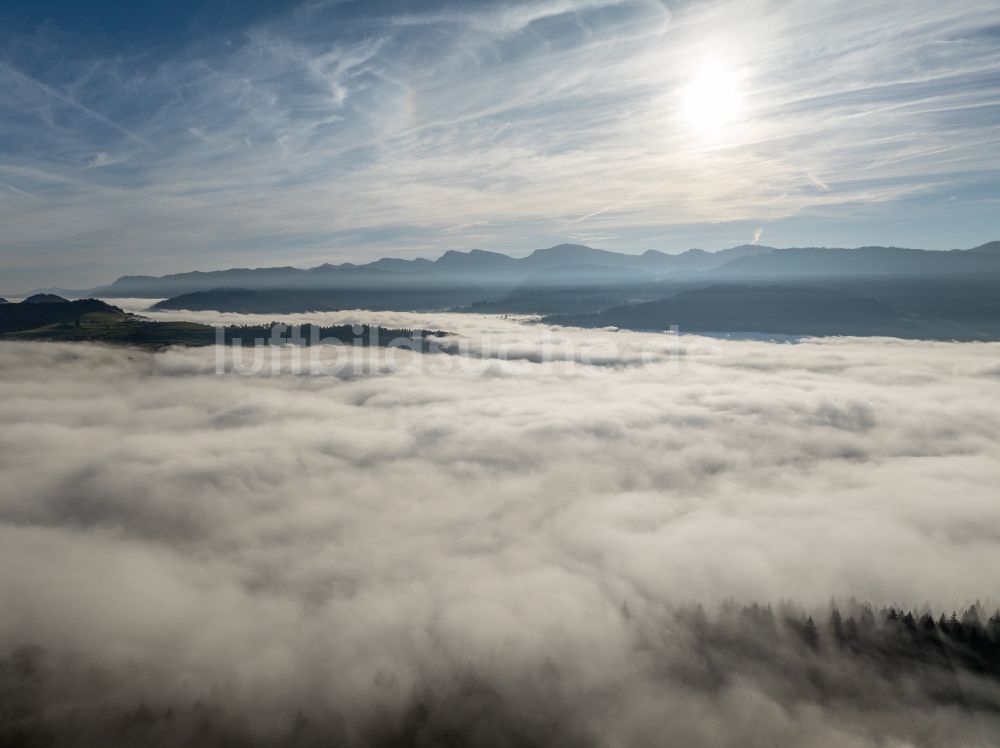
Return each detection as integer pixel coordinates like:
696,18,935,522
678,64,747,138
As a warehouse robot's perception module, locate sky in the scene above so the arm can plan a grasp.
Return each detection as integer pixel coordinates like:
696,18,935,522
1,0,999,292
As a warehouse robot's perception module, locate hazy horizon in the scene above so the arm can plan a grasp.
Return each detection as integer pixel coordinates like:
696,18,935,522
6,237,1000,298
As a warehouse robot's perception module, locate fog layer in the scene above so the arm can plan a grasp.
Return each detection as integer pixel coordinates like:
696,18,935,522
2,315,1000,745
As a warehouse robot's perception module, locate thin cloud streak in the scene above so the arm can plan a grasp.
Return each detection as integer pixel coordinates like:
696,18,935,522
0,61,159,152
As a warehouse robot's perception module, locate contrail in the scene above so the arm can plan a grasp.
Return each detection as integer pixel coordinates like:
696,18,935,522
0,182,41,200
568,204,615,225
0,62,160,152
807,172,830,191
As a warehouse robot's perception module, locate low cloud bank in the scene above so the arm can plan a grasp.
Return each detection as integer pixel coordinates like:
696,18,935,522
2,318,1000,745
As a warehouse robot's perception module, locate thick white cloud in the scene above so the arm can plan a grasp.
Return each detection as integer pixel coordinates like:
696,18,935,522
2,317,1000,744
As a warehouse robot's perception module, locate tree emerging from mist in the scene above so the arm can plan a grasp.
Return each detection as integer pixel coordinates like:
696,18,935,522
4,602,1000,748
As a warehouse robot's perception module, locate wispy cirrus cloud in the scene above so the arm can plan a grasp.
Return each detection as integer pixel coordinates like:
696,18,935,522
1,0,999,289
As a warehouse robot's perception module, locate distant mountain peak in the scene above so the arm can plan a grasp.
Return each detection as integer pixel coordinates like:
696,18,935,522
434,249,517,268
23,293,69,304
528,243,600,257
969,240,1000,253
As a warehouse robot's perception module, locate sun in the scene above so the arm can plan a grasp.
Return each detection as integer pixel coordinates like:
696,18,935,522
678,64,747,138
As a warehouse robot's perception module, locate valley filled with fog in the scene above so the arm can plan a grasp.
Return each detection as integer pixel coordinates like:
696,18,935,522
4,0,999,741
3,311,1000,746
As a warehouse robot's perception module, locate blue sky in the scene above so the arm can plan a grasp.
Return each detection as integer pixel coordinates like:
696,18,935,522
1,0,999,292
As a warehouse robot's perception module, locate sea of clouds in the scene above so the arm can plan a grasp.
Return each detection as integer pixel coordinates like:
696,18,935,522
2,310,1000,746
